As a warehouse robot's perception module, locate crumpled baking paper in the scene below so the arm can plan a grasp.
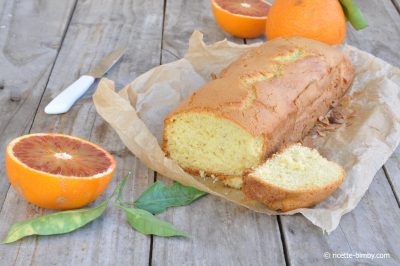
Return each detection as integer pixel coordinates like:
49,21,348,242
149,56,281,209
93,31,400,233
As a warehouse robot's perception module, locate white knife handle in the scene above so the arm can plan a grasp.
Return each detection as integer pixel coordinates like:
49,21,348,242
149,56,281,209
44,75,95,114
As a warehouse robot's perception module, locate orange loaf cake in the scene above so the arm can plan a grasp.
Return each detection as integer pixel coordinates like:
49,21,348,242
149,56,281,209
162,37,354,189
243,144,345,211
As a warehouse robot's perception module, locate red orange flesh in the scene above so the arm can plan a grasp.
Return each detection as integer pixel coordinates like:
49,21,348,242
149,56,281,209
6,133,116,210
211,0,271,38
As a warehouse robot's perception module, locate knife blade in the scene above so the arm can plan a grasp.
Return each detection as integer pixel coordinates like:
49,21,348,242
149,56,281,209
44,47,125,114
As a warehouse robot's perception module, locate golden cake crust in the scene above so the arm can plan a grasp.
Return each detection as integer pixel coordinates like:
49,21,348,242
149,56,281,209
162,37,354,187
242,171,345,212
242,144,346,211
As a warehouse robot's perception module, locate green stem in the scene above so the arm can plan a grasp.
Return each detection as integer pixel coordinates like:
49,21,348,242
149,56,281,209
339,0,368,30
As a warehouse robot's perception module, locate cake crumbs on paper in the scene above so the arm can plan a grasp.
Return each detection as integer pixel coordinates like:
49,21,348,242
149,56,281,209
199,170,206,179
198,171,220,184
310,95,356,137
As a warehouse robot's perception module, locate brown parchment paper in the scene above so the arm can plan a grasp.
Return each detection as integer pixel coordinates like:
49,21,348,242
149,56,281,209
93,31,400,233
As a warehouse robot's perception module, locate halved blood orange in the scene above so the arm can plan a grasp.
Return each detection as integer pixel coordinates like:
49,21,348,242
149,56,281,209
5,133,116,210
211,0,271,38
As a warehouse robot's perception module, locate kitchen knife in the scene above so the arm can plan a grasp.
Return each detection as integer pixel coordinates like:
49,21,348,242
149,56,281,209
44,47,125,114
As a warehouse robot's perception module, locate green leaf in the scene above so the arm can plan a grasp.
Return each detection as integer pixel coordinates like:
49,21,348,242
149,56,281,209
116,205,189,237
339,0,368,30
115,172,131,200
2,173,131,244
133,181,207,214
2,200,109,244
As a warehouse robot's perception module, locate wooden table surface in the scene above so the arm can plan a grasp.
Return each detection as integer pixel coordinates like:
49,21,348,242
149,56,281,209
0,0,399,265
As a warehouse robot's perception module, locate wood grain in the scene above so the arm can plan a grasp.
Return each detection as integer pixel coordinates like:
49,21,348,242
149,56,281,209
282,170,400,266
153,189,285,266
160,0,240,64
0,0,164,264
384,159,400,204
390,0,400,14
0,0,399,264
0,0,77,209
346,0,400,68
351,0,400,201
151,1,285,265
280,1,400,265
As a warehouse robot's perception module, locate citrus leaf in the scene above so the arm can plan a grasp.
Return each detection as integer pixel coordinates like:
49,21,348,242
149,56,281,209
116,205,189,237
339,0,368,30
2,173,130,244
115,172,131,200
133,181,207,214
2,200,108,244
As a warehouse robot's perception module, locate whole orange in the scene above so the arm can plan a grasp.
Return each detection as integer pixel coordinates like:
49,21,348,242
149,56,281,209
5,133,116,210
266,0,346,45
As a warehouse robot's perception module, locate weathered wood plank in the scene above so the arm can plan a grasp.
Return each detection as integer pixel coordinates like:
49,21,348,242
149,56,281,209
152,185,285,266
384,160,400,204
391,0,400,14
346,0,400,67
280,1,400,265
355,0,400,201
1,0,398,265
282,170,399,266
151,1,285,265
0,0,77,207
0,0,165,264
160,0,240,64
381,0,400,202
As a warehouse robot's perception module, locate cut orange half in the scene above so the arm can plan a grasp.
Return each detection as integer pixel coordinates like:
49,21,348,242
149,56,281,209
5,133,116,210
211,0,271,38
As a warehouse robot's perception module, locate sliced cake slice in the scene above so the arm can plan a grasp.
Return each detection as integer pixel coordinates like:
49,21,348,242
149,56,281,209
162,37,355,189
243,144,345,211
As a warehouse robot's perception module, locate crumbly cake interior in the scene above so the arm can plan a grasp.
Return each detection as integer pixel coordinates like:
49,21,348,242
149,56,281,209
164,48,313,185
165,112,264,177
163,37,354,189
252,144,342,190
